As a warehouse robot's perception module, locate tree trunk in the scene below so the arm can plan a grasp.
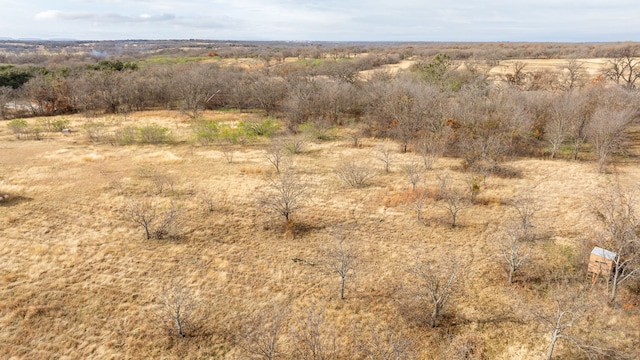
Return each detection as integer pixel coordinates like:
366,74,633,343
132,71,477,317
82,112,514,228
340,276,345,300
545,331,559,360
610,269,619,303
430,304,439,328
508,269,514,284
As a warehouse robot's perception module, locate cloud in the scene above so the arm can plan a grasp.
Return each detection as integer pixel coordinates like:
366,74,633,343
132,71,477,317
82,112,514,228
35,10,177,23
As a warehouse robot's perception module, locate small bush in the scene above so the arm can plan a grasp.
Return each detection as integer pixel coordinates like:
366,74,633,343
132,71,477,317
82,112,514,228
8,119,42,140
240,118,280,137
37,118,70,133
112,126,138,146
83,121,108,142
218,124,251,145
335,159,376,188
7,119,29,139
192,120,219,146
139,124,171,144
283,135,307,154
299,122,338,141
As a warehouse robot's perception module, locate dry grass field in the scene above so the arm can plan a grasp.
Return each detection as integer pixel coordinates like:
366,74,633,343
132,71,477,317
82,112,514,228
1,110,639,359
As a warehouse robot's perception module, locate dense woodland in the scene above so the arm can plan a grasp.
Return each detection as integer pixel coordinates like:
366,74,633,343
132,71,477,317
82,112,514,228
1,41,640,359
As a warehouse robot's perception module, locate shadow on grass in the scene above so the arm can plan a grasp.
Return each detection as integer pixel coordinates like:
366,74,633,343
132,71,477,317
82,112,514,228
0,195,32,207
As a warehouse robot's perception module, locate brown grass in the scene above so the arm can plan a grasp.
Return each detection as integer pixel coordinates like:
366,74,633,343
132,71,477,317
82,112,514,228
0,112,639,359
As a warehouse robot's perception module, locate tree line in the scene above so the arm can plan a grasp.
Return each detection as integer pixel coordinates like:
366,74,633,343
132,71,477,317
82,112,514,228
2,47,640,172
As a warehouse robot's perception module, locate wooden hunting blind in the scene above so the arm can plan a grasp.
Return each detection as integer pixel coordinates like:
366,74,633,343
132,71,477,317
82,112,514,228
588,246,616,278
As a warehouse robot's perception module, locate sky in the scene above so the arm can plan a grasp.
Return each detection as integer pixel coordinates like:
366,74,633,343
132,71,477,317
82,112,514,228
1,0,639,42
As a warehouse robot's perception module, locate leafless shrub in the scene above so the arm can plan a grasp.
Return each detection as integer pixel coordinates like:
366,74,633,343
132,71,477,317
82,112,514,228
509,191,541,236
592,184,640,303
585,106,636,173
496,223,535,284
412,187,431,225
524,283,610,360
237,305,289,360
402,160,424,191
258,168,308,223
435,174,471,227
335,159,375,188
152,172,176,195
375,144,394,173
150,280,205,338
291,305,338,360
265,138,290,174
406,254,466,328
124,199,183,240
283,134,307,155
197,190,216,213
414,128,451,170
326,228,357,300
219,140,235,164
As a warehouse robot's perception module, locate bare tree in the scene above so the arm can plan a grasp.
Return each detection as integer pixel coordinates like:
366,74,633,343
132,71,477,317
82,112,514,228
509,192,541,236
567,107,591,161
412,187,430,225
173,64,219,118
435,174,471,227
291,305,338,360
546,92,583,159
0,86,13,119
375,144,394,173
524,283,616,360
593,185,640,303
585,107,637,173
124,199,182,240
335,159,375,188
407,255,465,328
402,160,424,191
151,280,204,338
265,138,289,175
414,128,450,170
496,224,535,284
559,58,587,91
602,49,640,89
504,61,528,88
327,229,357,300
238,305,288,360
258,169,307,222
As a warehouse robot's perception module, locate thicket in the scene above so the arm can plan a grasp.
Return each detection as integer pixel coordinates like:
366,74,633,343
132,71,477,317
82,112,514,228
2,42,640,171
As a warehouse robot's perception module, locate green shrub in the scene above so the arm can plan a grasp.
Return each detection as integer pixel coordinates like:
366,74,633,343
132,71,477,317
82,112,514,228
218,124,251,145
299,122,337,141
192,120,219,146
7,119,29,139
139,124,171,144
112,126,138,146
7,119,42,140
36,118,70,133
83,122,108,142
239,118,280,137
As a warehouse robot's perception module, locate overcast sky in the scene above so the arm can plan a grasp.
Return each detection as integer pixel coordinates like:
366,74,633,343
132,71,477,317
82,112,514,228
1,0,639,42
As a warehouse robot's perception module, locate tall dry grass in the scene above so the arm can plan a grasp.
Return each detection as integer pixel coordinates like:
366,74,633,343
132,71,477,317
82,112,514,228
0,112,638,359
